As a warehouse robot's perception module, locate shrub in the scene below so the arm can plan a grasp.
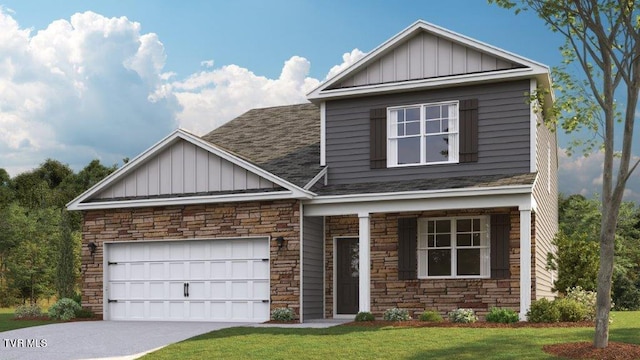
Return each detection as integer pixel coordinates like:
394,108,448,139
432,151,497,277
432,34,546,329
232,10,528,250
485,307,519,323
565,286,597,321
48,298,81,321
527,298,560,323
383,308,411,321
448,308,477,323
271,307,295,321
75,308,95,319
555,298,588,322
14,304,43,319
419,310,443,322
355,311,375,321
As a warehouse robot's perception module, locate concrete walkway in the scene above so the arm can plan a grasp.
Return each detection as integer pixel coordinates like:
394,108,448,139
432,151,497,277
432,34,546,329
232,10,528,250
0,320,349,360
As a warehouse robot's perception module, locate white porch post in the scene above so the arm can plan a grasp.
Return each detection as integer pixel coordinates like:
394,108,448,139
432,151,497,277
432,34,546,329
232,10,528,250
519,209,532,320
358,212,371,312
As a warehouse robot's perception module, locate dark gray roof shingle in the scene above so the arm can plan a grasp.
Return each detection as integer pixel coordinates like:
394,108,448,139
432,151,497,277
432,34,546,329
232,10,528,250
201,103,321,188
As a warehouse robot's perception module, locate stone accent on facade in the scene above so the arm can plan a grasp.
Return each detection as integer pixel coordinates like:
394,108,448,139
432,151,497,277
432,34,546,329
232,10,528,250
325,208,535,320
80,200,301,319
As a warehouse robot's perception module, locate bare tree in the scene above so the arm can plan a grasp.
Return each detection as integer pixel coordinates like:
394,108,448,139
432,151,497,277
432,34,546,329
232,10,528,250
490,0,640,348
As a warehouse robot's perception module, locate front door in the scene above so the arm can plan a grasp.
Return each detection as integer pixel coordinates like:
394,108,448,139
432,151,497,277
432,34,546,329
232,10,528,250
336,237,359,314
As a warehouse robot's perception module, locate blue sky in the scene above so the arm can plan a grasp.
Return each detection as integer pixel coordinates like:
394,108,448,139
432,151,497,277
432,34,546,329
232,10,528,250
0,0,638,201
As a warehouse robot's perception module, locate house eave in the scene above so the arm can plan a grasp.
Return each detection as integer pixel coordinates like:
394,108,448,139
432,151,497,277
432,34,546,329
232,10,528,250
306,184,533,205
308,68,548,102
68,191,308,211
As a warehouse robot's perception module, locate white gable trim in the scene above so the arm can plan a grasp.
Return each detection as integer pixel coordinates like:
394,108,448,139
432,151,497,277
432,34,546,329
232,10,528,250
307,20,550,101
303,167,328,190
67,129,314,210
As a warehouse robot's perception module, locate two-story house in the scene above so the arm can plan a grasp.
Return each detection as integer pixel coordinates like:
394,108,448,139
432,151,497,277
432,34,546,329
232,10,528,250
68,20,558,322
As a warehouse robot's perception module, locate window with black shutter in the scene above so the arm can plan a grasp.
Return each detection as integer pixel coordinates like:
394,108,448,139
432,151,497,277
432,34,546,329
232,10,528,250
459,99,479,163
370,108,387,169
490,214,511,279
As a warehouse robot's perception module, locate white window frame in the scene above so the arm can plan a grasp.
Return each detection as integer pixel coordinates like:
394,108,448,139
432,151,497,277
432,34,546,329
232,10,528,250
387,100,459,167
417,216,490,279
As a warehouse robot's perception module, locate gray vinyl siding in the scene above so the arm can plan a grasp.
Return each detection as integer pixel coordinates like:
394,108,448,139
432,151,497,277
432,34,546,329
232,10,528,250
325,80,532,184
302,216,324,320
532,111,559,299
96,139,277,199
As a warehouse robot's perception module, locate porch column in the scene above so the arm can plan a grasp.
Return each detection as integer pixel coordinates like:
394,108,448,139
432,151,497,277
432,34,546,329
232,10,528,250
519,209,532,320
358,212,371,312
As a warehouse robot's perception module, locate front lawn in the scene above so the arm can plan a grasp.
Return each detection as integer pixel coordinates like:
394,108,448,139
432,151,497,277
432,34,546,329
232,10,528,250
142,311,640,360
0,308,56,333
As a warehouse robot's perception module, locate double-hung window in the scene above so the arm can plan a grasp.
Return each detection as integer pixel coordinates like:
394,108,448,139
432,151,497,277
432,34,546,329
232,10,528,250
417,216,490,278
388,101,459,167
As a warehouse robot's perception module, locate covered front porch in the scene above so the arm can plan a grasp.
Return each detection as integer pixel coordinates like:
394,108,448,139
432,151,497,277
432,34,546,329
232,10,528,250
300,189,536,321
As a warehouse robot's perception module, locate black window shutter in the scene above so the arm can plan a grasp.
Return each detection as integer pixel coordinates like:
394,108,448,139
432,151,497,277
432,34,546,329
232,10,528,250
490,214,511,279
397,217,417,280
459,99,479,163
370,108,387,169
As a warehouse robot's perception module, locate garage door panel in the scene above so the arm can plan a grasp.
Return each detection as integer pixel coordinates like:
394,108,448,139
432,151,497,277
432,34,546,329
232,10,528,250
107,238,269,322
211,262,226,278
188,281,205,298
149,263,164,279
110,282,127,298
253,281,269,299
130,263,145,280
231,261,249,279
149,282,164,298
189,262,206,279
169,262,184,279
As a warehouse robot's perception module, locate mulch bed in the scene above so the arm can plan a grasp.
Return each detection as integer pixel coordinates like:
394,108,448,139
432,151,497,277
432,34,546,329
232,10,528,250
543,342,640,360
13,316,101,322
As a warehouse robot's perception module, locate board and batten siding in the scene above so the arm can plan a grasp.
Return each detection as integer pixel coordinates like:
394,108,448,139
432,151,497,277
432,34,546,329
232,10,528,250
96,139,277,199
302,216,324,320
325,80,532,184
532,110,559,299
330,31,521,89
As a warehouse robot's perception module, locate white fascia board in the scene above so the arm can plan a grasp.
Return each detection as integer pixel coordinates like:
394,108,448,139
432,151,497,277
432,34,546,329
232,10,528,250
67,128,314,210
307,185,533,205
303,167,328,190
307,19,550,100
308,68,547,102
530,79,538,173
304,191,533,217
68,191,298,211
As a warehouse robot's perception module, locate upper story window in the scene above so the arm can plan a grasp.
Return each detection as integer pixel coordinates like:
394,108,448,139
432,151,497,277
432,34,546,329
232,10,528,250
387,101,459,167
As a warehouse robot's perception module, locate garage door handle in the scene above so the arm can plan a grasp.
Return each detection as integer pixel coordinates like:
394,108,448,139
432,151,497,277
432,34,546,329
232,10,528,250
183,283,187,297
186,283,189,297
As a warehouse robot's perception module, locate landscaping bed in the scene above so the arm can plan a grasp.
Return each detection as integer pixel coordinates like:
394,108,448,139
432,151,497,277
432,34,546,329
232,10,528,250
342,320,594,328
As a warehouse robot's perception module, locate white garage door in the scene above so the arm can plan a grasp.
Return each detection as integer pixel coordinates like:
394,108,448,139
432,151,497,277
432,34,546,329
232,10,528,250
106,238,270,322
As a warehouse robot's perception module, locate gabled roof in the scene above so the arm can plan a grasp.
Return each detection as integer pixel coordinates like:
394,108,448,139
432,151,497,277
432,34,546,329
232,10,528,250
202,103,322,189
307,20,552,102
67,128,314,210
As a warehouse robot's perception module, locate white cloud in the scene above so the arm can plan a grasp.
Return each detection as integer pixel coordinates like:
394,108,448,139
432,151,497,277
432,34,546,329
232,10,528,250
0,9,178,175
325,48,366,80
171,56,321,134
558,149,640,202
0,8,365,178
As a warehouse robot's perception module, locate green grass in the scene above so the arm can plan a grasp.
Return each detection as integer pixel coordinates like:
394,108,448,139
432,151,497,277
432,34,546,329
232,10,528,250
0,307,56,333
142,311,640,360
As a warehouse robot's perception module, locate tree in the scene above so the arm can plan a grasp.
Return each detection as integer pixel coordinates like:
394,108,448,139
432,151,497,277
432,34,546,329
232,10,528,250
491,0,640,347
55,210,78,299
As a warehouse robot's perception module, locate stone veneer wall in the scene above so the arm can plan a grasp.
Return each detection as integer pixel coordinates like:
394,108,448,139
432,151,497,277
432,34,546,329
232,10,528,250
325,208,535,320
81,200,301,319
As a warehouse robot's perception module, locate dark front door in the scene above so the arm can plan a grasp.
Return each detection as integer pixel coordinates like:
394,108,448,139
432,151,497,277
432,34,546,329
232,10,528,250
336,237,359,314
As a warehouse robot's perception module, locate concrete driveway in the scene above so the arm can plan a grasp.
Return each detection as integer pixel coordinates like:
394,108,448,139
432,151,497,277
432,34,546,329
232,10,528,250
0,321,250,360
